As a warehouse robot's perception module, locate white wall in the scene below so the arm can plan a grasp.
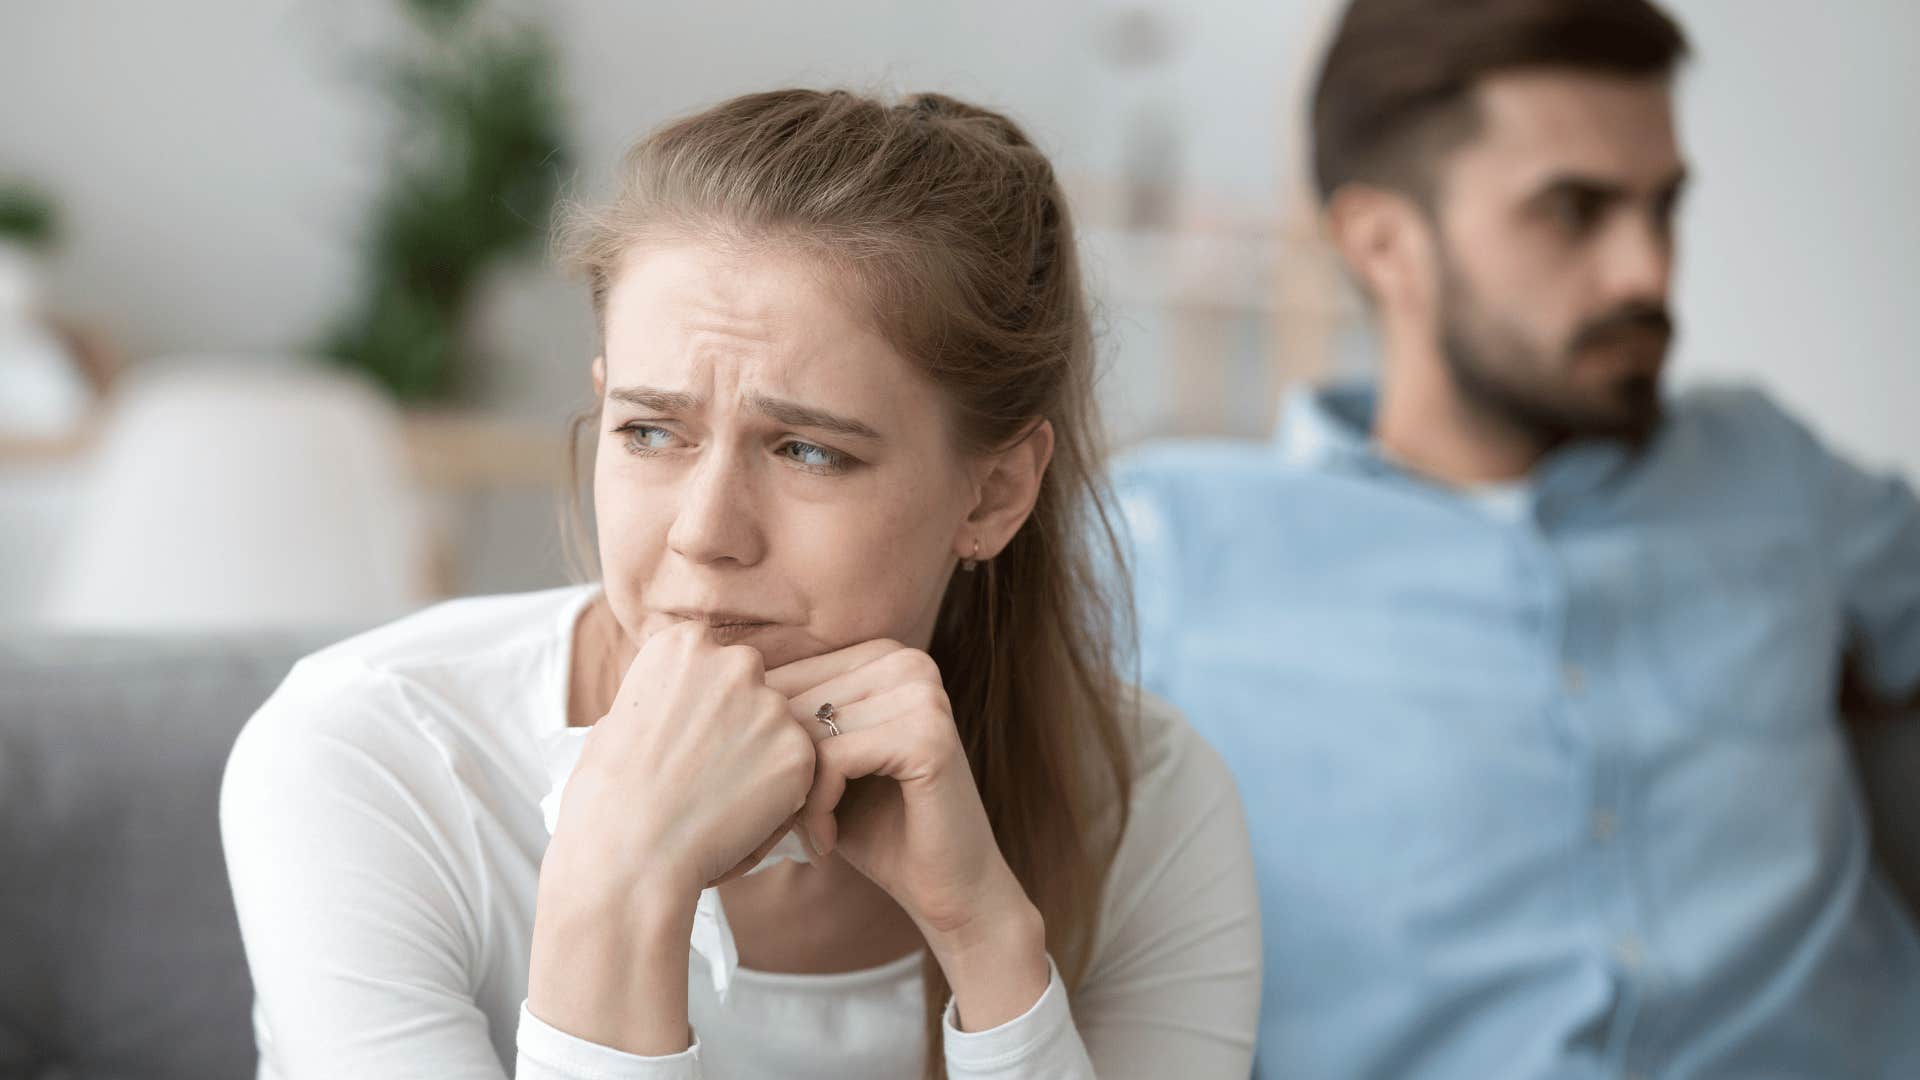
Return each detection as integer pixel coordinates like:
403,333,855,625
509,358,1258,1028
4,0,1913,463
5,0,1125,425
4,2,380,374
1664,0,1920,475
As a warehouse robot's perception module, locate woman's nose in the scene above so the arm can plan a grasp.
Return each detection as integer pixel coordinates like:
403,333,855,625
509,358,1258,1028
665,447,766,567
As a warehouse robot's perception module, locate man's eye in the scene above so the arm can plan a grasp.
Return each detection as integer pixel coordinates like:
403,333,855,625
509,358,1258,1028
1550,191,1604,234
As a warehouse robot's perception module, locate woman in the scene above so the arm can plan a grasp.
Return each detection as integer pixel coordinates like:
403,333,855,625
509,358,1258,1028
221,89,1259,1079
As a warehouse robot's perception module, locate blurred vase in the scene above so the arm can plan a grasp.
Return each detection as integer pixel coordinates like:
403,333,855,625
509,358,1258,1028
0,240,91,438
43,359,429,632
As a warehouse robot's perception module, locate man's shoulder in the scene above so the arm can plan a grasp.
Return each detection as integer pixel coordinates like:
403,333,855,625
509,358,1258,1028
1664,383,1818,455
1113,437,1294,486
1112,438,1325,531
1109,440,1296,590
1643,383,1849,503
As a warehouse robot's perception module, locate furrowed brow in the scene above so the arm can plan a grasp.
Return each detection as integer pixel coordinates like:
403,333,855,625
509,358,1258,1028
607,386,703,413
748,394,882,441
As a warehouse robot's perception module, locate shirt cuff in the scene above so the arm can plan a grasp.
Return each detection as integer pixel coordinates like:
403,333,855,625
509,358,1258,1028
942,955,1085,1077
516,1000,702,1080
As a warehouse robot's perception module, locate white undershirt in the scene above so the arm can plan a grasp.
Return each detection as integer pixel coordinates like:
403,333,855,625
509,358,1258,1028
220,585,1261,1078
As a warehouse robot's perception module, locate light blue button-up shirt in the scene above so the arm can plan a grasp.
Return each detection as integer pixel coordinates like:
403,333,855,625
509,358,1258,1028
1114,384,1920,1079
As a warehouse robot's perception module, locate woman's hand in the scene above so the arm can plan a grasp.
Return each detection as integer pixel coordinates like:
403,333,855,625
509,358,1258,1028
528,620,816,1054
550,619,816,897
766,641,1051,1031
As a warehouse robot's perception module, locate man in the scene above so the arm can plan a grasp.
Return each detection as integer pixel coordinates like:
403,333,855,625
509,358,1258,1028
1115,0,1920,1076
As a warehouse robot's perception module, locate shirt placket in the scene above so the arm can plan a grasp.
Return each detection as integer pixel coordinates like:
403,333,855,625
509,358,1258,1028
1539,514,1661,1079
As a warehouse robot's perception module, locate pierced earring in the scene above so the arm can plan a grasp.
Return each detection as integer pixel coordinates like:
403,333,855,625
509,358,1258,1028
961,538,980,572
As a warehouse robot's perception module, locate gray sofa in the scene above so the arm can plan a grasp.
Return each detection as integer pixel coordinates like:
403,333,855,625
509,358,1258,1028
1,635,1917,1080
0,633,336,1080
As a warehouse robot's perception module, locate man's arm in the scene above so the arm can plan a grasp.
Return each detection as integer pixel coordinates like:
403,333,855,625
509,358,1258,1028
1778,397,1920,715
1784,399,1920,921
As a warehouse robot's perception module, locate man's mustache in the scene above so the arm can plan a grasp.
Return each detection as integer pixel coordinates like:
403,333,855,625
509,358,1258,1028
1569,302,1675,353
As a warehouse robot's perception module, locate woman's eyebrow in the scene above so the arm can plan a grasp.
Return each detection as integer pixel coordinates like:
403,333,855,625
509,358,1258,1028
607,386,701,413
747,393,882,441
607,385,882,441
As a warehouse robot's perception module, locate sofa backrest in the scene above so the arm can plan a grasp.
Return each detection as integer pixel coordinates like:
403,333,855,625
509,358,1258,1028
1855,715,1920,917
0,632,1915,1079
0,633,334,1080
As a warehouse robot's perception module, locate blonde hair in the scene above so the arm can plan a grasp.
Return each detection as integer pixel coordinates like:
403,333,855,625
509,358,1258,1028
556,89,1135,1076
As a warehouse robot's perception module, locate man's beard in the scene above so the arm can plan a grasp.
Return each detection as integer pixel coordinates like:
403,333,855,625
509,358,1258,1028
1436,255,1673,449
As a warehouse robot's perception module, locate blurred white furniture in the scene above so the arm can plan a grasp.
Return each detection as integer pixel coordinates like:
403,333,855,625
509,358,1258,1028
0,241,93,440
41,359,430,632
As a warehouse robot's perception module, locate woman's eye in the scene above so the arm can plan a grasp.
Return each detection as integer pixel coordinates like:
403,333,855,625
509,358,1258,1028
618,423,677,452
779,440,848,472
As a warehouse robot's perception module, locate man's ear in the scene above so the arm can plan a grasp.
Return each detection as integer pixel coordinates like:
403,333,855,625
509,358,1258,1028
1325,184,1431,312
957,420,1056,563
591,355,607,398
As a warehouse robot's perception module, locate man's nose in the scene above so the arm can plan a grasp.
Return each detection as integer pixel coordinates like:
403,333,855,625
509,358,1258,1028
666,447,765,567
1602,210,1676,305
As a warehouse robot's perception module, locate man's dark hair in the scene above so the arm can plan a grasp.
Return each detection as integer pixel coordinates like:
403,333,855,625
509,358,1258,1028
1310,0,1690,205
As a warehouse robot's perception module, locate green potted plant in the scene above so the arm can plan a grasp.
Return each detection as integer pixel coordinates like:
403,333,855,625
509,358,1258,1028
322,0,571,403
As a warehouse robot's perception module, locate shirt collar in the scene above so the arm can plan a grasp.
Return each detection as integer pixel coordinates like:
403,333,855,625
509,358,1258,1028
1275,381,1376,468
1274,380,1640,510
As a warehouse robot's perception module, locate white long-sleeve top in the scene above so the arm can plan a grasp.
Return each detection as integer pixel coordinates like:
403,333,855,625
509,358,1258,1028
220,586,1261,1079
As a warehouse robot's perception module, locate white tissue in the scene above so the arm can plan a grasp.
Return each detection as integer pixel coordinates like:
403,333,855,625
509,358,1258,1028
538,726,810,1004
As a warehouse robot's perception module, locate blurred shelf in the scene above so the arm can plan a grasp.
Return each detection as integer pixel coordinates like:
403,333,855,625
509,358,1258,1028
0,409,573,493
0,429,95,466
401,410,572,491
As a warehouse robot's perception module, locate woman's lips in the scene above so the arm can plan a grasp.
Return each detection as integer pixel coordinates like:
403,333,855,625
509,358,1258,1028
704,621,775,645
647,609,831,667
659,610,778,645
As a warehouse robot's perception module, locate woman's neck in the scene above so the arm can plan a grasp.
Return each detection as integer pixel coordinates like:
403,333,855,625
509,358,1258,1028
567,594,634,728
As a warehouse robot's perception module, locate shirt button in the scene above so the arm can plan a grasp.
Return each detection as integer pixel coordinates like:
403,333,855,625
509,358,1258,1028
1563,664,1586,693
1591,811,1618,841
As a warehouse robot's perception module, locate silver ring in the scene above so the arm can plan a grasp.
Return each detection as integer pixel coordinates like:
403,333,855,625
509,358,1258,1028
814,702,841,738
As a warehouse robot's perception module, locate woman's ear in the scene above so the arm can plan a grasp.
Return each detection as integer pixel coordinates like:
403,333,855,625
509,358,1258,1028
591,355,607,398
957,420,1055,563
